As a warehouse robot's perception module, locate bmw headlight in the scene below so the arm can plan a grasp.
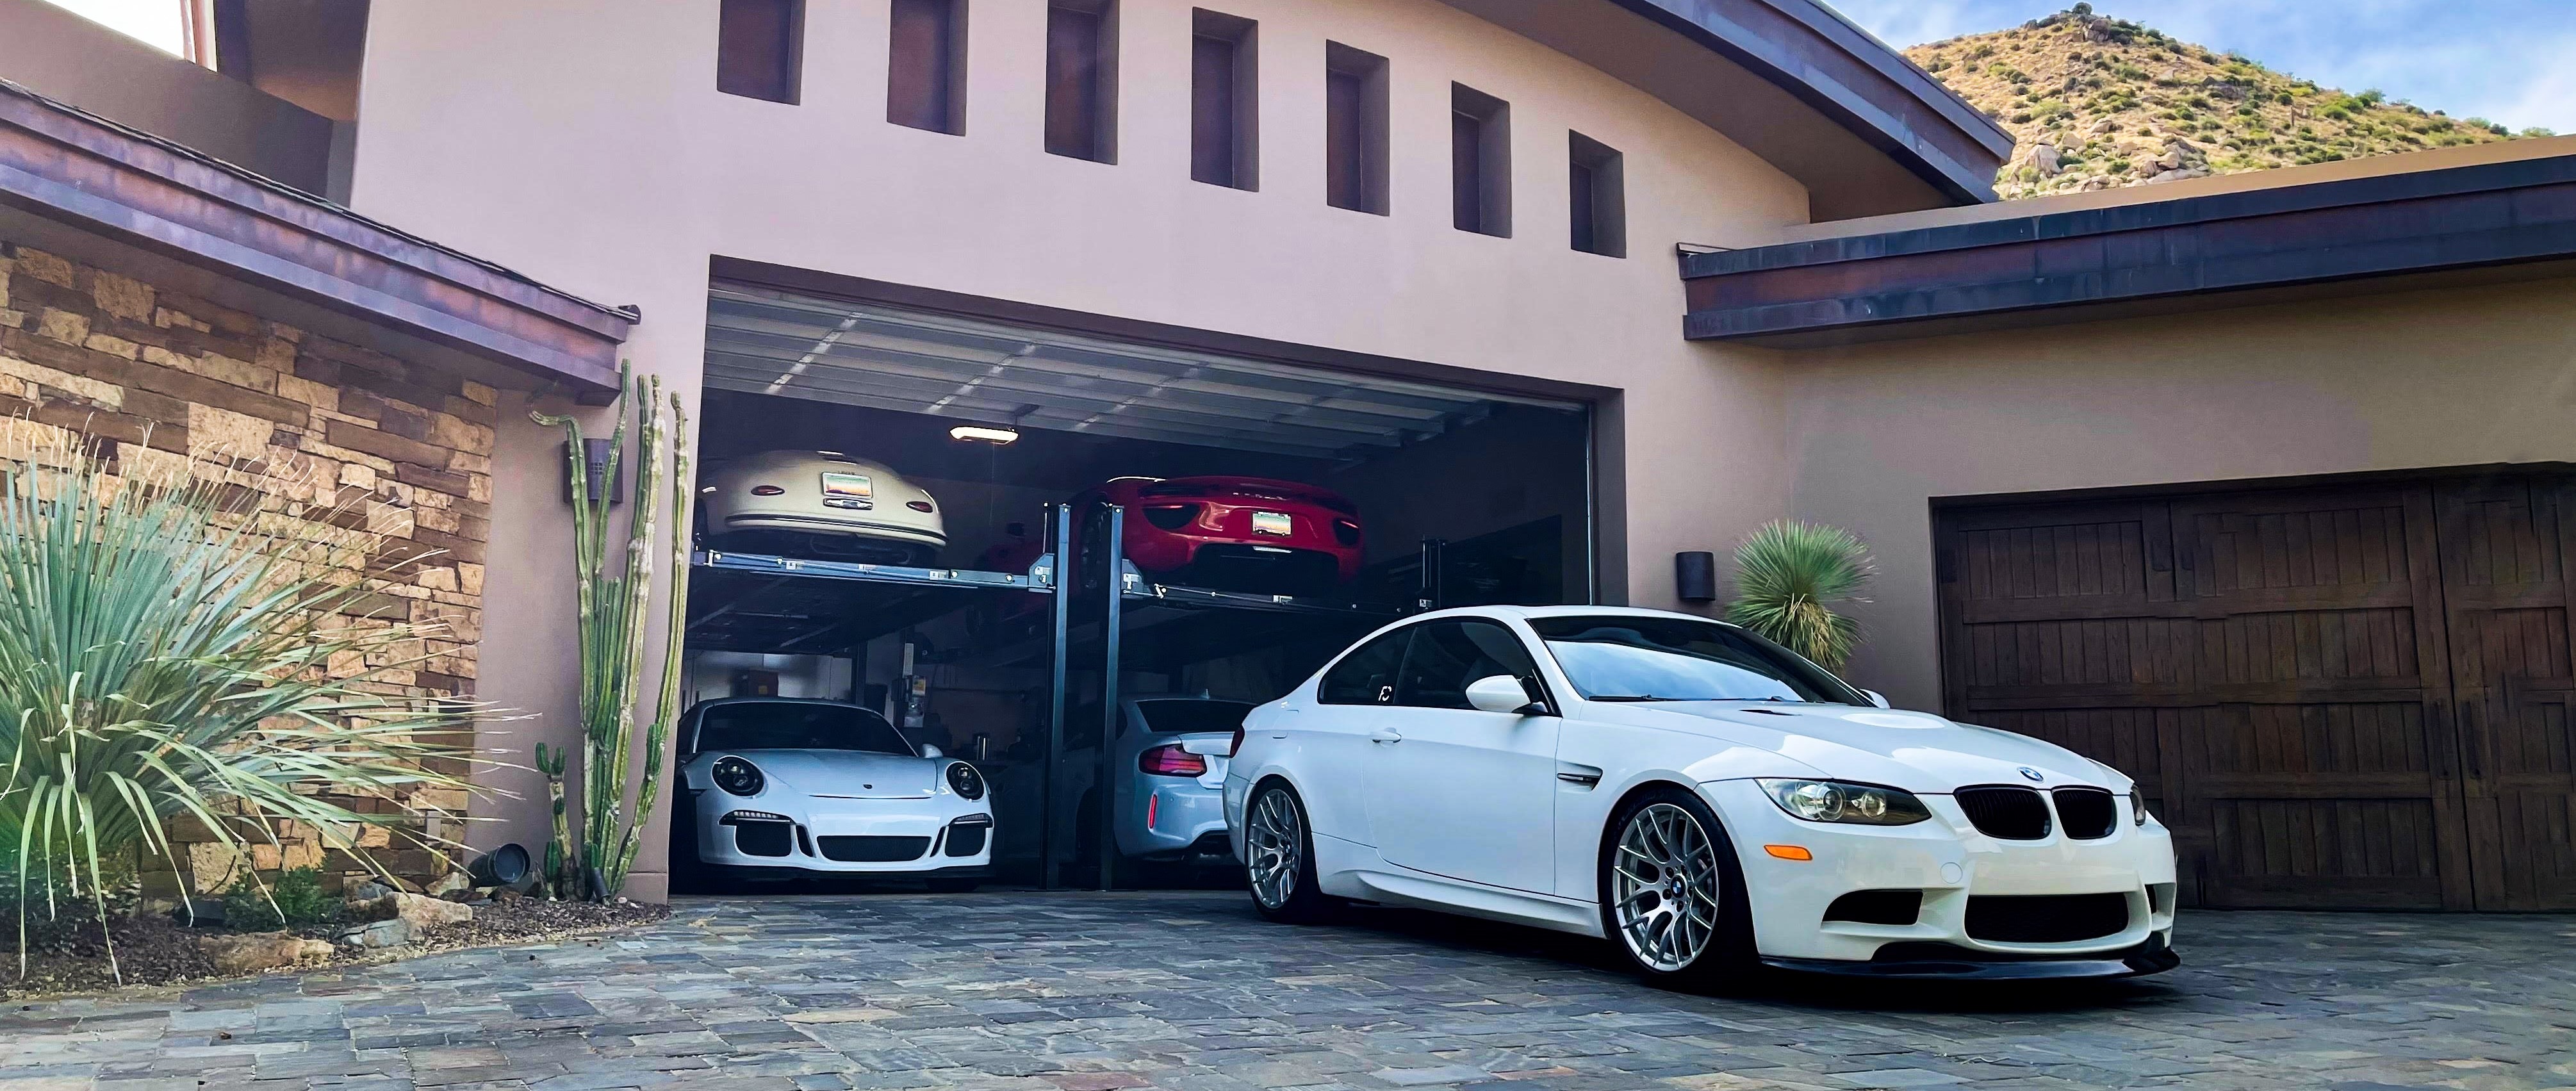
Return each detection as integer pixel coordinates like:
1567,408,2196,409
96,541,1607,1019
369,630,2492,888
945,761,985,801
2131,788,2150,826
711,756,764,797
1757,779,1930,825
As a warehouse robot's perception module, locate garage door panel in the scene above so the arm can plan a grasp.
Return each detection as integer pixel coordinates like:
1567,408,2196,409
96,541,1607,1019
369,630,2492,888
2202,701,2437,778
2203,798,2448,909
2435,479,2576,908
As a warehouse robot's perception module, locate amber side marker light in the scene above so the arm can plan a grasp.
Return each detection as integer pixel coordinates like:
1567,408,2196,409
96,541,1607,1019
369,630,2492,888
1764,844,1813,861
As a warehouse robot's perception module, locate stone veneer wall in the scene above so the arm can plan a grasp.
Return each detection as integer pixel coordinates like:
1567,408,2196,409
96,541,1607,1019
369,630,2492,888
0,234,495,894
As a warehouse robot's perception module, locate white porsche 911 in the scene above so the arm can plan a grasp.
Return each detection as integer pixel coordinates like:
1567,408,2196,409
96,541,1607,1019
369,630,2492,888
1222,606,2179,987
677,698,991,890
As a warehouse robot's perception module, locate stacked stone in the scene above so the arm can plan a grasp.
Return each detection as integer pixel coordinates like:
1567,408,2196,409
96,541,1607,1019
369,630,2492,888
0,236,493,895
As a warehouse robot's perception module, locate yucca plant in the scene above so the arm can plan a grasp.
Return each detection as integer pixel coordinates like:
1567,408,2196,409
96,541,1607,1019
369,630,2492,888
0,433,482,980
1725,520,1875,673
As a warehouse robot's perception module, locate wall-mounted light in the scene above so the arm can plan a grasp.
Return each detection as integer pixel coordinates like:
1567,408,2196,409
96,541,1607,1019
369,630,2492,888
949,425,1021,445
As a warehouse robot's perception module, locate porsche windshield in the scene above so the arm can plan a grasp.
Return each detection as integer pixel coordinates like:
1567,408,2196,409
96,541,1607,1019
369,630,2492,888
1529,616,1866,705
696,703,914,753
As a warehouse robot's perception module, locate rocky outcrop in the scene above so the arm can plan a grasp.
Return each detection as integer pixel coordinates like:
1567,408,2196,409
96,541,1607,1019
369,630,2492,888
348,890,474,932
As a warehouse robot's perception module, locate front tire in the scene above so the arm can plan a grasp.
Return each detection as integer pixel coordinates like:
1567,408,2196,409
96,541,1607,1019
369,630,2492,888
1243,782,1338,923
1598,787,1756,991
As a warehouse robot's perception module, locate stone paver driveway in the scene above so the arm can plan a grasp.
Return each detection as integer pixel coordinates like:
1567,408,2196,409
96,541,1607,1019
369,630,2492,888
1,892,2570,1090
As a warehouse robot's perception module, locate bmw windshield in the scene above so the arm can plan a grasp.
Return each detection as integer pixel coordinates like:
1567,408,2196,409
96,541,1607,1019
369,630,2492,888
1528,616,1866,705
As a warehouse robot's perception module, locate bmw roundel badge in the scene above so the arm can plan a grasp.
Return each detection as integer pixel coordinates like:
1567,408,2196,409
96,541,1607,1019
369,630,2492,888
2018,767,2045,783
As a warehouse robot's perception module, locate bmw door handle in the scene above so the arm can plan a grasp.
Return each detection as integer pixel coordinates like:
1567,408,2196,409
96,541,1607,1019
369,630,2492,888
1369,728,1403,744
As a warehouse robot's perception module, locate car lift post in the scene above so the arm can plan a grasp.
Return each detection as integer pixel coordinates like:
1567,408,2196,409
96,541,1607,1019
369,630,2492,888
1040,502,1072,890
1095,505,1126,892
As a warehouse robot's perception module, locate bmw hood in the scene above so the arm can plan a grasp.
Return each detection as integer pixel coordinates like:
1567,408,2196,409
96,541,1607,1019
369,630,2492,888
709,749,939,799
1630,703,2122,794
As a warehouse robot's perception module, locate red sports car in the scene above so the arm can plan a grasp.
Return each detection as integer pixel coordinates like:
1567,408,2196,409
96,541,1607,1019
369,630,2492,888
1095,477,1364,594
980,477,1365,596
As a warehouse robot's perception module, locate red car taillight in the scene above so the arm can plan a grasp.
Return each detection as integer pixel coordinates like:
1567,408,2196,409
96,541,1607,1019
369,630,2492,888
1332,519,1361,546
1139,744,1207,776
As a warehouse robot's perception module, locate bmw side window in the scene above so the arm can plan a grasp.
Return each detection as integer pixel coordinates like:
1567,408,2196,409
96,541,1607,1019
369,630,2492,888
1394,620,1539,710
1319,628,1411,705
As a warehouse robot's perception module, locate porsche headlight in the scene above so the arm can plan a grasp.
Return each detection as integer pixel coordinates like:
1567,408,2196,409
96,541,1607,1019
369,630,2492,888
711,756,765,797
945,761,985,801
1757,779,1930,825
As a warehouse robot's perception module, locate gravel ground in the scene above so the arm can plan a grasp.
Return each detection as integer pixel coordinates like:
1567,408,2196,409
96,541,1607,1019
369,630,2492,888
0,894,666,999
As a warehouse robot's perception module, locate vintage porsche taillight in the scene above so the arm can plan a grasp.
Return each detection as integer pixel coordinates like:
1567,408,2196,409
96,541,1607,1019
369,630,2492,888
1332,520,1361,546
907,500,935,513
749,485,785,496
1142,504,1201,531
1139,744,1208,776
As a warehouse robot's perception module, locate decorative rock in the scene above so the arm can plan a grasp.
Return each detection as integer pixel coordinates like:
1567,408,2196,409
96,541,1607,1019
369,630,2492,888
199,931,337,974
345,880,392,903
349,890,473,931
425,871,473,898
336,917,414,949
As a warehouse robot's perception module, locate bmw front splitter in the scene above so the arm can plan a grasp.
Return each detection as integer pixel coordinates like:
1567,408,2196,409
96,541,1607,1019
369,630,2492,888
1761,937,2179,980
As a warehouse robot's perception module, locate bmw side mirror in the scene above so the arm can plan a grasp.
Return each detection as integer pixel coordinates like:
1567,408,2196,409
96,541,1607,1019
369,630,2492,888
919,743,945,759
1861,689,1892,709
1465,675,1545,716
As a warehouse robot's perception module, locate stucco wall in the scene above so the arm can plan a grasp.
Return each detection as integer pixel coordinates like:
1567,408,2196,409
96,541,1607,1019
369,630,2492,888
1782,276,2576,713
347,0,1837,894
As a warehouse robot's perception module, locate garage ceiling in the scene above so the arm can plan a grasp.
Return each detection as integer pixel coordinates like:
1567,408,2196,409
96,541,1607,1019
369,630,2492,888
704,284,1575,459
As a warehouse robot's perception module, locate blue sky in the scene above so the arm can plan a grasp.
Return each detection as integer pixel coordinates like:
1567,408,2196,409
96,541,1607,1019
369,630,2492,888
1829,0,2572,133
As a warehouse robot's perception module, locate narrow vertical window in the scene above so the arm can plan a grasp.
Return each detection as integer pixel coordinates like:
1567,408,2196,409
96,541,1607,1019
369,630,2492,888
1045,1,1117,162
1568,131,1625,257
1324,42,1388,215
1450,84,1510,236
718,0,802,104
889,0,967,134
1190,10,1257,190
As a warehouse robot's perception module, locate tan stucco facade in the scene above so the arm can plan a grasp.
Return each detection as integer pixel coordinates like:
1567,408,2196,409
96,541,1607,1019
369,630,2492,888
340,0,1972,894
1781,275,2576,709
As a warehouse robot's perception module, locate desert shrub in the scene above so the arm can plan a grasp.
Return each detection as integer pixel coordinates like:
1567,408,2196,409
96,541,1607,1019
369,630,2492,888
0,436,482,979
222,867,336,931
1725,521,1874,673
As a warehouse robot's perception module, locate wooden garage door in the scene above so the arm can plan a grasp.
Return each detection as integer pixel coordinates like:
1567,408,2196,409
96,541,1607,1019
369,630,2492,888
1935,472,2576,910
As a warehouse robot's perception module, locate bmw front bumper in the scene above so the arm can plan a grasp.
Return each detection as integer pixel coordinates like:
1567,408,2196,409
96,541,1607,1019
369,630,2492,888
1703,780,2179,979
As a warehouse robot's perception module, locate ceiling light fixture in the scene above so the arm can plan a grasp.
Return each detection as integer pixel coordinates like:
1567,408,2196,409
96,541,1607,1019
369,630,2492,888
949,425,1020,445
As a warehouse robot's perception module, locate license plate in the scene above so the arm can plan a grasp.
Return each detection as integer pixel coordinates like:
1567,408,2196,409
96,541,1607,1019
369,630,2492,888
1251,511,1292,536
820,472,873,511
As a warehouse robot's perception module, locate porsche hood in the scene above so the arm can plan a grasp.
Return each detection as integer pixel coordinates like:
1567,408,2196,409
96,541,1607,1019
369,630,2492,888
704,749,942,799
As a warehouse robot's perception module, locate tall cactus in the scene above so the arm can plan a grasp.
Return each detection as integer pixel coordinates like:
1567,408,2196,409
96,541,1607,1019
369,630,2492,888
531,365,694,899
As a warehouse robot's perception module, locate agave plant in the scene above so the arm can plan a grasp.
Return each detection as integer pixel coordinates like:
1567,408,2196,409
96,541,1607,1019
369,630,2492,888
1725,520,1875,673
0,435,481,980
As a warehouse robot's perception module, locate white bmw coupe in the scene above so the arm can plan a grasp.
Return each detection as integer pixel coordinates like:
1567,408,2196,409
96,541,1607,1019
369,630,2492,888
677,698,992,890
1222,607,2179,987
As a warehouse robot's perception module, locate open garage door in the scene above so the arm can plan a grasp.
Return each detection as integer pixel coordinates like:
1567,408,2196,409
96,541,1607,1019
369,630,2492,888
680,279,1594,892
1934,468,2576,911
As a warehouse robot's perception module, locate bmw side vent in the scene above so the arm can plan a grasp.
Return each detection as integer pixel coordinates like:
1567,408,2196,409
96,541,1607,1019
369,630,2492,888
1823,889,1923,926
1955,786,2053,840
2052,788,2119,840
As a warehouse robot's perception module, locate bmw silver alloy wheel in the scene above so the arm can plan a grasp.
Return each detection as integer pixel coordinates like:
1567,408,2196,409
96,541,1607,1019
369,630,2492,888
1611,802,1723,972
1246,789,1302,910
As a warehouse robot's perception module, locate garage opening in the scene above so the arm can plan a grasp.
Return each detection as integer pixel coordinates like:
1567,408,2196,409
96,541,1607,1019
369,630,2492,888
677,280,1595,892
